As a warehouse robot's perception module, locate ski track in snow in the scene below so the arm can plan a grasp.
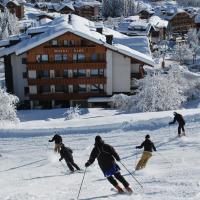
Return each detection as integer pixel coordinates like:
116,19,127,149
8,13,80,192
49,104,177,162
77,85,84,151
0,110,200,199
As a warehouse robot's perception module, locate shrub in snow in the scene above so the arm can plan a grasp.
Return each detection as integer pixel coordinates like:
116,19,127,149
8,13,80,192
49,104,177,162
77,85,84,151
111,94,130,110
64,105,80,120
0,88,19,122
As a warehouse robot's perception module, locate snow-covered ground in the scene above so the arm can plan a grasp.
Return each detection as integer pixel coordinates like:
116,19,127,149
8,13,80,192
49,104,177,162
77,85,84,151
1,108,200,200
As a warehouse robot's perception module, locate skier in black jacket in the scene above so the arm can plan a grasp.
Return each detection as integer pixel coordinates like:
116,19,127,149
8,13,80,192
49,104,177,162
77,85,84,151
85,135,133,194
135,134,156,170
49,134,62,153
59,143,80,172
169,112,185,137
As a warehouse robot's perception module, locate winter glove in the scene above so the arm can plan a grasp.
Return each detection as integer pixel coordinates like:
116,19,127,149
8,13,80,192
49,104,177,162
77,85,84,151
59,158,62,162
48,140,51,142
136,146,139,149
85,162,90,168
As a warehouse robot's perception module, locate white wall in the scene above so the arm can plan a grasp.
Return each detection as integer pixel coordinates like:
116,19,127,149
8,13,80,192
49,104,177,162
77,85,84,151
112,51,131,93
11,53,28,101
106,49,113,95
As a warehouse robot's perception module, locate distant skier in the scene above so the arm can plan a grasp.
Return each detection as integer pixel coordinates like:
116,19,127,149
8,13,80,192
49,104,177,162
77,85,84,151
169,112,185,137
135,134,156,170
59,143,80,172
49,133,62,153
85,135,133,194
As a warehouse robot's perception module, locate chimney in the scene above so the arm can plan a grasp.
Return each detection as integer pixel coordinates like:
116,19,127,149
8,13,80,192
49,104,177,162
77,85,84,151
96,27,103,34
68,14,72,24
106,35,113,45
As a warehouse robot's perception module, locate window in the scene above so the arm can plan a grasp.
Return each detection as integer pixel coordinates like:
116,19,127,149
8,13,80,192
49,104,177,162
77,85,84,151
78,84,86,93
78,69,86,77
90,69,104,77
37,70,49,78
52,40,58,46
55,70,61,78
91,53,97,61
41,55,48,62
63,70,68,78
55,85,64,93
73,53,85,62
43,70,49,78
22,58,27,64
23,72,27,78
55,54,62,61
73,85,78,93
63,54,68,61
24,87,29,95
90,69,98,76
73,70,78,77
91,84,104,92
39,85,50,93
63,40,75,46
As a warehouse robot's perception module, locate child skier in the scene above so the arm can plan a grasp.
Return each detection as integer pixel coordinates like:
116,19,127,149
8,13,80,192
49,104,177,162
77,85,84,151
169,112,186,137
85,135,133,194
49,133,62,153
135,134,156,170
59,143,80,172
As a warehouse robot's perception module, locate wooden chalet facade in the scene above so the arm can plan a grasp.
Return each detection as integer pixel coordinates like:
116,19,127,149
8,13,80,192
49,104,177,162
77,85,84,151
1,15,154,109
168,11,195,35
6,1,24,19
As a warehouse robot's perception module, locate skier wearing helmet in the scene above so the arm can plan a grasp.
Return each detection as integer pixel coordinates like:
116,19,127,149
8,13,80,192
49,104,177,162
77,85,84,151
169,112,185,137
135,135,156,170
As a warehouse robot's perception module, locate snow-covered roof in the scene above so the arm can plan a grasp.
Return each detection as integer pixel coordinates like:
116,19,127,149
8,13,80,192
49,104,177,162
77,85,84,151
113,36,151,56
117,19,152,36
0,14,154,66
149,16,168,28
4,0,20,6
54,2,74,12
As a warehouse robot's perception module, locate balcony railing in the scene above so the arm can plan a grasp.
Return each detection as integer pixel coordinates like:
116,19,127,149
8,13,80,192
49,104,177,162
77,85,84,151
29,92,106,100
28,77,106,85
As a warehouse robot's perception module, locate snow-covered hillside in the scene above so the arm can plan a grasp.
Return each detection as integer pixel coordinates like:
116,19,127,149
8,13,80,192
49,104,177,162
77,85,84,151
0,108,200,200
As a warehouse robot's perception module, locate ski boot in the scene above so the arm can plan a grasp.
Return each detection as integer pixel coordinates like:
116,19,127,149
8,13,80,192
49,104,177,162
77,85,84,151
125,186,133,194
116,185,124,194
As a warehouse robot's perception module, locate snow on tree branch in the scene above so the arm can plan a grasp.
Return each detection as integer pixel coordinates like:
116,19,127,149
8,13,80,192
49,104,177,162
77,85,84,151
0,88,19,123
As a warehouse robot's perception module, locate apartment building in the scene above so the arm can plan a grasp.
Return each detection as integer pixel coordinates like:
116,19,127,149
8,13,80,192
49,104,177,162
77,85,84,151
0,14,154,109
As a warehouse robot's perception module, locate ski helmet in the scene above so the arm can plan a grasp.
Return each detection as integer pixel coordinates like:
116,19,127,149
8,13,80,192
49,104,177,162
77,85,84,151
145,134,150,139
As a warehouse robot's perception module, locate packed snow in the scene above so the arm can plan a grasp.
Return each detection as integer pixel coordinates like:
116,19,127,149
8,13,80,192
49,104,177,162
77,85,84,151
0,108,200,200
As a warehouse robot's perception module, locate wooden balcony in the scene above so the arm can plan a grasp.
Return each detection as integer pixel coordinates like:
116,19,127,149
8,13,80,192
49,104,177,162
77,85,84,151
27,61,106,70
28,77,106,85
29,92,106,100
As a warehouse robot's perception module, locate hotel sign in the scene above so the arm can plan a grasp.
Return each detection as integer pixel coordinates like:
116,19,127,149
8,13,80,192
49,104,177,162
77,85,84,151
54,48,85,53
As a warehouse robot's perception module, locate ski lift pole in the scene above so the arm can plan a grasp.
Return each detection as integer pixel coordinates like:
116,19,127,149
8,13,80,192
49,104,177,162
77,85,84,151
77,167,87,200
119,161,143,189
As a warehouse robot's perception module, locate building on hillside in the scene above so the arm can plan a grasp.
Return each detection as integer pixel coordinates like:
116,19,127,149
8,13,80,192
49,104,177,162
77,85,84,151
74,0,101,20
162,8,195,37
138,9,155,20
54,2,75,14
0,14,154,109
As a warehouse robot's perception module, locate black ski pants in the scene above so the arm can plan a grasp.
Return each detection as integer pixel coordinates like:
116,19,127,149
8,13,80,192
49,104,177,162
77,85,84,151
64,158,80,172
107,172,129,188
178,124,185,135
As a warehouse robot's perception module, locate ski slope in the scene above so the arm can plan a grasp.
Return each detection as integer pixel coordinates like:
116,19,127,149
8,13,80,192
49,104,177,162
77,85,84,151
0,108,200,200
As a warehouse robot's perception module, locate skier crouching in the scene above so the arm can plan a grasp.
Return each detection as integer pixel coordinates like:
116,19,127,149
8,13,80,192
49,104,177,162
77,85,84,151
85,135,133,194
59,143,80,172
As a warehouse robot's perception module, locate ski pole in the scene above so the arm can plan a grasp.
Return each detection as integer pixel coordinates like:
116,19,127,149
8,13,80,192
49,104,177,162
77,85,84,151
77,167,87,200
119,161,143,189
156,152,173,167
